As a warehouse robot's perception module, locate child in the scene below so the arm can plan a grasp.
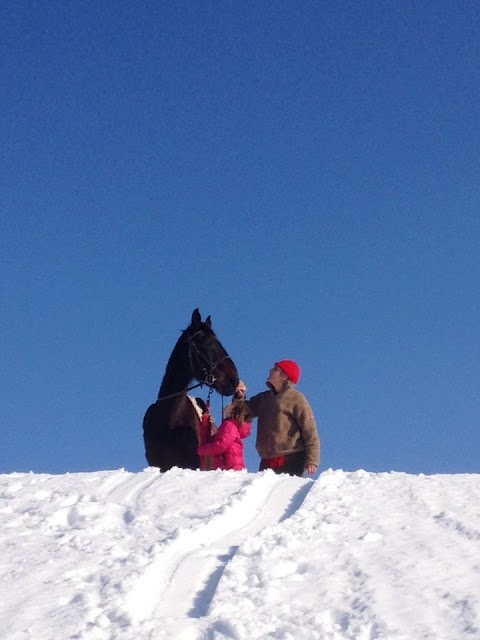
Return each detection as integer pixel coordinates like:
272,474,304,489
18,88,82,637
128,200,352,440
197,401,252,471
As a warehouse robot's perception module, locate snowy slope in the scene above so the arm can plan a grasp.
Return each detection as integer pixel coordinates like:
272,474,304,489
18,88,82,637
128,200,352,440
1,468,479,640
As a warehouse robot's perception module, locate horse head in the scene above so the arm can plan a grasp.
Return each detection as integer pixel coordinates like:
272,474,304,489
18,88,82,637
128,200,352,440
185,308,239,396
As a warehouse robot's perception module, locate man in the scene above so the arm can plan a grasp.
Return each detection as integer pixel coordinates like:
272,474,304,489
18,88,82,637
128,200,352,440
233,360,320,477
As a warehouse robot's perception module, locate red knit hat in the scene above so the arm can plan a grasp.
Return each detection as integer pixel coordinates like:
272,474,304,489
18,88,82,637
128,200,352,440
275,360,300,384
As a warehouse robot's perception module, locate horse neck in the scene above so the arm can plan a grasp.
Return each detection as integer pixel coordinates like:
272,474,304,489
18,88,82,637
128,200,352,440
158,336,194,399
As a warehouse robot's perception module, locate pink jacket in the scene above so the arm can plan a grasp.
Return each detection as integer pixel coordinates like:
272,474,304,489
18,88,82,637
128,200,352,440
198,419,251,470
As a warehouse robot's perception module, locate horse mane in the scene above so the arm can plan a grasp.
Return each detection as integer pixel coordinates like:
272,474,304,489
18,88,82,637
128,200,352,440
157,330,190,399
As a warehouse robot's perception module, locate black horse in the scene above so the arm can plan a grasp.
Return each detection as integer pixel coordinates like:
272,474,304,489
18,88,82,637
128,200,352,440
143,308,239,471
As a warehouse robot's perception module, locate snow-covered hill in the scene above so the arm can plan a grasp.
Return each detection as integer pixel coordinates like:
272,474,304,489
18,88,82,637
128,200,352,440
1,468,479,640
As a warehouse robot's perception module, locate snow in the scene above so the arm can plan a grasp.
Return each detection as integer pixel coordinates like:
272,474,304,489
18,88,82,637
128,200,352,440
1,468,479,640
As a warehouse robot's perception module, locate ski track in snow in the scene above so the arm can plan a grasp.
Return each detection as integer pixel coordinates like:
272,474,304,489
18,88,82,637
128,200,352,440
122,470,312,634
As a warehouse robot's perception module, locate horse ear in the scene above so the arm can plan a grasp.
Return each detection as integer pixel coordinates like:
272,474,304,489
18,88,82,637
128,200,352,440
205,315,212,329
191,308,201,327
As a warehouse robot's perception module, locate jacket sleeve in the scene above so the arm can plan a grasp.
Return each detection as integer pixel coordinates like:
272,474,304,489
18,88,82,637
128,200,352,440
240,391,265,418
198,421,237,457
294,395,321,467
238,421,251,439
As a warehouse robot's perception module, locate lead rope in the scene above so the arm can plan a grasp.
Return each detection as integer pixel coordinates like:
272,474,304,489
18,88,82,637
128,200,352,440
205,386,225,422
206,386,214,410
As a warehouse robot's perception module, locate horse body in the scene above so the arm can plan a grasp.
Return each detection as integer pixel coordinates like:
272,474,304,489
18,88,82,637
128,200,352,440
143,309,239,471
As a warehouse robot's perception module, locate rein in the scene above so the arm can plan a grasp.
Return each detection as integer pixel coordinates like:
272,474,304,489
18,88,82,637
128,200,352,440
156,375,213,403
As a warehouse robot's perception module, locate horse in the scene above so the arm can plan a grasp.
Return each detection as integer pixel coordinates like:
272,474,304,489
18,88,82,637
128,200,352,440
142,308,240,471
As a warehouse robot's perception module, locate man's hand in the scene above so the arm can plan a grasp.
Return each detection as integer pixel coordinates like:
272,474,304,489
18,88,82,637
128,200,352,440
305,464,317,476
234,380,247,399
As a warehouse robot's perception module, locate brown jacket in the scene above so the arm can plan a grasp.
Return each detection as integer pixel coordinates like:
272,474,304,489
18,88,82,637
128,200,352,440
246,383,320,467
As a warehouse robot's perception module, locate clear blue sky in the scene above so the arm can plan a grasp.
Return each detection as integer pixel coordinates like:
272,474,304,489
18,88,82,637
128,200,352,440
2,1,479,476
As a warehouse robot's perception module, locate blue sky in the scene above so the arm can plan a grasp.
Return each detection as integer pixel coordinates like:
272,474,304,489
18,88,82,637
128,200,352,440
2,1,479,476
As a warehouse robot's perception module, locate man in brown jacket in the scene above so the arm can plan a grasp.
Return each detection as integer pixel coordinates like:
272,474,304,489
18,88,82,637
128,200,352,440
233,360,320,477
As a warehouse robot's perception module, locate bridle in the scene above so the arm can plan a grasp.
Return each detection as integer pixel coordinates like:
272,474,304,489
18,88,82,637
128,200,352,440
156,329,231,402
187,329,225,388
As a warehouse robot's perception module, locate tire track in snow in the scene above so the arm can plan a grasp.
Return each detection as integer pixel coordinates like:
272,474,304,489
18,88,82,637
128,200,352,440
123,472,312,627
